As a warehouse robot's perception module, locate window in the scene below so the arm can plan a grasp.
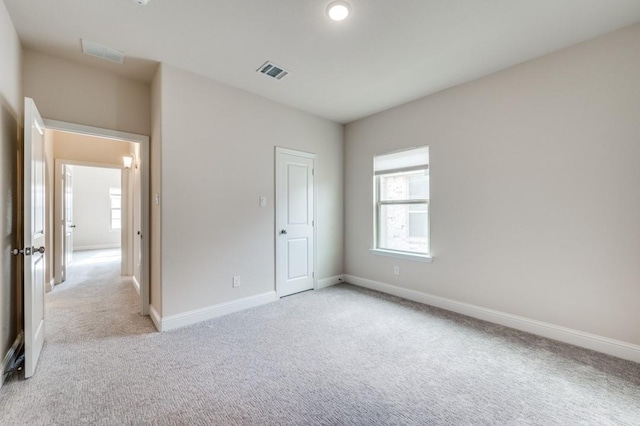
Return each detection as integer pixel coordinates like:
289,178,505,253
110,187,121,230
373,147,430,259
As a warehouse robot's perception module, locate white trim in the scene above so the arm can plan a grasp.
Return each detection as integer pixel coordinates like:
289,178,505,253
74,244,121,251
149,305,162,332
55,159,122,170
275,146,316,159
344,274,640,363
1,332,24,388
46,278,55,293
316,275,345,290
131,276,141,295
43,119,148,144
155,292,278,332
369,249,433,262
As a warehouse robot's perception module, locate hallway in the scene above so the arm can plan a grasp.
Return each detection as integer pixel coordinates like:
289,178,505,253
48,249,155,341
0,249,157,423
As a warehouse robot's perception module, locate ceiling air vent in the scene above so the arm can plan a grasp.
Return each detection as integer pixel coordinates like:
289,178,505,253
257,61,290,80
81,39,125,64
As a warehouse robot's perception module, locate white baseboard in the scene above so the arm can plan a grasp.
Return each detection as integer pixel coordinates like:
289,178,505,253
46,278,55,293
149,305,162,332
1,331,24,389
316,275,345,290
344,275,640,364
131,276,141,295
74,244,120,251
155,291,278,332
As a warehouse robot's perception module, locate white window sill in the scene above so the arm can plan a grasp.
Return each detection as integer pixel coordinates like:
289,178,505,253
369,249,433,263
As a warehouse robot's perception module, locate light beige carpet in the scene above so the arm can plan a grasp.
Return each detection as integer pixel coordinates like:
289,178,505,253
1,249,639,425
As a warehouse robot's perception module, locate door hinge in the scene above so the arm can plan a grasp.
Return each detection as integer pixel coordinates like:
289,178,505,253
312,271,315,278
312,169,314,176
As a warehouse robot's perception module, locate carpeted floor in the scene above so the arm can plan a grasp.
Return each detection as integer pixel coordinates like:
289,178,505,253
1,249,639,425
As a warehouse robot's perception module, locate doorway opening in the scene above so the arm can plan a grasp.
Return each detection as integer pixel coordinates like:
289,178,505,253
56,164,124,283
44,121,150,316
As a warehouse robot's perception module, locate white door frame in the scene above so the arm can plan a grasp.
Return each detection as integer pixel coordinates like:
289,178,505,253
53,160,125,284
44,119,150,316
274,146,317,297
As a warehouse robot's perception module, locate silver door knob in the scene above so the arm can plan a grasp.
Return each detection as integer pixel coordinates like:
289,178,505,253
280,229,287,235
32,246,45,254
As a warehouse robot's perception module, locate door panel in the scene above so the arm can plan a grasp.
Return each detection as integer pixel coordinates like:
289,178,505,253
287,238,309,279
24,97,46,378
287,164,308,225
276,148,315,297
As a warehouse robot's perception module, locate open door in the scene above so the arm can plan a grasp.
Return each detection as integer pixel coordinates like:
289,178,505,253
62,165,74,279
23,98,46,378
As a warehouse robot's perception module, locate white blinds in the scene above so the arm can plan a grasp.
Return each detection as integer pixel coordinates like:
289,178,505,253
374,146,429,175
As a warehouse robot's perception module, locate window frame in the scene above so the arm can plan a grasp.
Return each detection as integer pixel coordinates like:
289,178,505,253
109,187,122,231
371,148,432,262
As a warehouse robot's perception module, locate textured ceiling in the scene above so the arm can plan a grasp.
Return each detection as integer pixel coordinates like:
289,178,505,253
5,0,640,123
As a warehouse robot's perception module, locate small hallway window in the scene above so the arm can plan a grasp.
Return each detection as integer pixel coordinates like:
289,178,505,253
110,187,121,230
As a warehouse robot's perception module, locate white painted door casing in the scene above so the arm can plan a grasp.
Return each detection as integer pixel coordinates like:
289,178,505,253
63,165,73,278
23,97,46,378
276,147,315,297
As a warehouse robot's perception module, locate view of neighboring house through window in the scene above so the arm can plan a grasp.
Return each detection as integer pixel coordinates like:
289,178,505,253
374,146,429,255
110,187,121,230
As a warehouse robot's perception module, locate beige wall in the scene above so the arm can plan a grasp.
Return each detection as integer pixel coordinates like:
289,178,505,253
0,0,22,373
345,24,640,345
158,64,344,317
23,50,151,136
53,131,134,164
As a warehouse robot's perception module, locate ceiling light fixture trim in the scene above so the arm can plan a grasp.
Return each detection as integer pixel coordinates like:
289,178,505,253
327,1,351,21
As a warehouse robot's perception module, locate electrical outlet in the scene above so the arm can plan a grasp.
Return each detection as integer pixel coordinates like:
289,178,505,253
393,266,400,275
259,196,267,207
232,276,240,288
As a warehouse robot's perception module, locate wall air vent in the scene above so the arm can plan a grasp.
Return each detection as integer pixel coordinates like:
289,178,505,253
257,61,290,80
81,39,125,64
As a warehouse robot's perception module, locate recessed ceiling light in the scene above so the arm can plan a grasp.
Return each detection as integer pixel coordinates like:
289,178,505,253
327,1,351,21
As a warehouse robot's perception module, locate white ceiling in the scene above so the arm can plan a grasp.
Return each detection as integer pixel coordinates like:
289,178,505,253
5,0,640,123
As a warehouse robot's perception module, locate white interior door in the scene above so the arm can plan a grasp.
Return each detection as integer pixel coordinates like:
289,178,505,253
276,148,315,297
62,165,74,278
23,97,46,378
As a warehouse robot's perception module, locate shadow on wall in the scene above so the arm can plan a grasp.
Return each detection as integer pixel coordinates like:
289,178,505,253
0,97,21,356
